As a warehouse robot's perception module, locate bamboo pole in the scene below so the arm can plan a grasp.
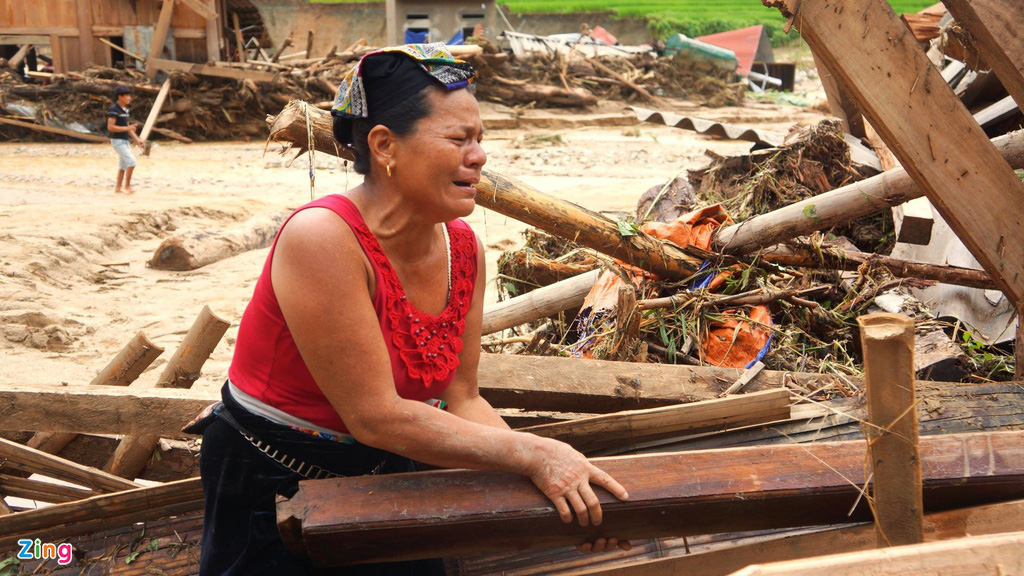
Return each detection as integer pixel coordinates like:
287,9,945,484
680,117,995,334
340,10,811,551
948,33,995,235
857,313,923,547
27,332,163,455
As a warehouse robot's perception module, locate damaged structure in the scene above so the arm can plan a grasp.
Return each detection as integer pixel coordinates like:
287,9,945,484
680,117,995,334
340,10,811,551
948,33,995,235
1,0,1024,574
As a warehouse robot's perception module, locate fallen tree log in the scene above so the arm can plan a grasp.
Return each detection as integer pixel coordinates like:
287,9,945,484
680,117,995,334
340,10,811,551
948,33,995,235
712,131,1024,256
276,430,1024,566
267,101,704,280
148,211,288,271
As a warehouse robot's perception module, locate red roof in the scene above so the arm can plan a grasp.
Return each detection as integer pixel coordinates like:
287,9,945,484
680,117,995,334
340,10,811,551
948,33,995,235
697,25,768,76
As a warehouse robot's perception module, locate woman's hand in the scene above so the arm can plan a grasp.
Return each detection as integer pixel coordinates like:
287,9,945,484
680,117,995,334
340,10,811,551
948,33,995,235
525,436,629,527
577,537,632,554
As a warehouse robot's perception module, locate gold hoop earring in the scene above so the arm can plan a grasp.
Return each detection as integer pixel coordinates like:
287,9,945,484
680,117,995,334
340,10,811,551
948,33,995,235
386,164,393,178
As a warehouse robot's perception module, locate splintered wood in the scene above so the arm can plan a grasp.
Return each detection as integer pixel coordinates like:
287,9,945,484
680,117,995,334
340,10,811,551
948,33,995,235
761,0,1024,308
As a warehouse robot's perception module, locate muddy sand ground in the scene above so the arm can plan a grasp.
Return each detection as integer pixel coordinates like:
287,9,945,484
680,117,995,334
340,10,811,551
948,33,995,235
0,98,825,396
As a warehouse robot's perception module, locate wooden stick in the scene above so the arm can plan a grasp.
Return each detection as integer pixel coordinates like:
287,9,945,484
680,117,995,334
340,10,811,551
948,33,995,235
758,244,997,290
267,102,704,280
858,313,923,546
232,12,246,63
27,332,163,455
0,116,107,143
5,43,32,70
730,531,1024,576
0,438,139,493
520,388,790,454
146,0,176,81
276,431,1024,566
585,56,666,107
99,37,144,61
482,270,598,335
139,77,172,154
720,361,766,397
763,0,1024,307
0,478,203,548
305,30,314,60
271,36,293,63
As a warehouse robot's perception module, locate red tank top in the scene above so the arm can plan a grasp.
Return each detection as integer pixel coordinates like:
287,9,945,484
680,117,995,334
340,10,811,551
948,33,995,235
229,195,478,432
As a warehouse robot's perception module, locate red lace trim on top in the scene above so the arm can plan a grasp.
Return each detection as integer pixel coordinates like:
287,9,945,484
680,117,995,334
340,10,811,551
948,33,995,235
348,221,475,387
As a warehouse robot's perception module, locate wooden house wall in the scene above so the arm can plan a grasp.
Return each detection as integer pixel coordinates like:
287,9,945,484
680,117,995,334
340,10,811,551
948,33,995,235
0,0,216,71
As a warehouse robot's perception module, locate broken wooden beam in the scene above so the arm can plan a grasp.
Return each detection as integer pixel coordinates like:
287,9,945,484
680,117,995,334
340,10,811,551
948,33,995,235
942,0,1024,112
0,477,203,549
27,331,163,456
520,389,791,454
730,531,1024,576
150,57,276,82
713,131,1024,256
139,78,172,155
105,306,228,478
145,0,176,81
482,270,598,335
0,117,107,143
0,437,139,493
267,101,704,280
147,211,288,271
859,313,923,546
277,430,1024,566
763,0,1024,307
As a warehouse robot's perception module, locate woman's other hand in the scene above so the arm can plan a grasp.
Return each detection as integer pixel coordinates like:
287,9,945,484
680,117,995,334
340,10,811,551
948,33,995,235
526,436,629,527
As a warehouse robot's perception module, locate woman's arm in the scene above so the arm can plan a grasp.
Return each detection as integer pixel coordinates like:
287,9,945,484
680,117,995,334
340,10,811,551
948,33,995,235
273,210,627,527
439,236,509,430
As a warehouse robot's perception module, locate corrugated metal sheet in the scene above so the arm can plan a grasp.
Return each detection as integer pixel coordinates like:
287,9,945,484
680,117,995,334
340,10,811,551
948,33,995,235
628,106,785,146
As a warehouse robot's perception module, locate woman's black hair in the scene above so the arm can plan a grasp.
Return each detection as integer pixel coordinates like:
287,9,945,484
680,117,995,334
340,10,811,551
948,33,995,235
333,85,436,175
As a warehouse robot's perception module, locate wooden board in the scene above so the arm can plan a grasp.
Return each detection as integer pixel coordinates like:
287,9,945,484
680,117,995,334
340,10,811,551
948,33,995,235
145,0,176,81
762,0,1024,307
520,389,791,454
471,499,1024,576
0,116,107,142
729,531,1024,576
276,431,1024,566
943,0,1024,112
0,437,139,493
0,478,203,549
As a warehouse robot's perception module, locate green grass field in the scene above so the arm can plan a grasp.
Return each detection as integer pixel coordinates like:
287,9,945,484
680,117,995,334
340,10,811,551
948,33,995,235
308,0,937,43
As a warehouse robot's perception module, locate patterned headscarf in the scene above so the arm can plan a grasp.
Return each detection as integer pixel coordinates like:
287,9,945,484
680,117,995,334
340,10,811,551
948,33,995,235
331,43,476,121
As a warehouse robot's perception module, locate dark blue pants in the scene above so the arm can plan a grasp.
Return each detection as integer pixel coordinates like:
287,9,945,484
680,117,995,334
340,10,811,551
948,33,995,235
198,385,447,575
